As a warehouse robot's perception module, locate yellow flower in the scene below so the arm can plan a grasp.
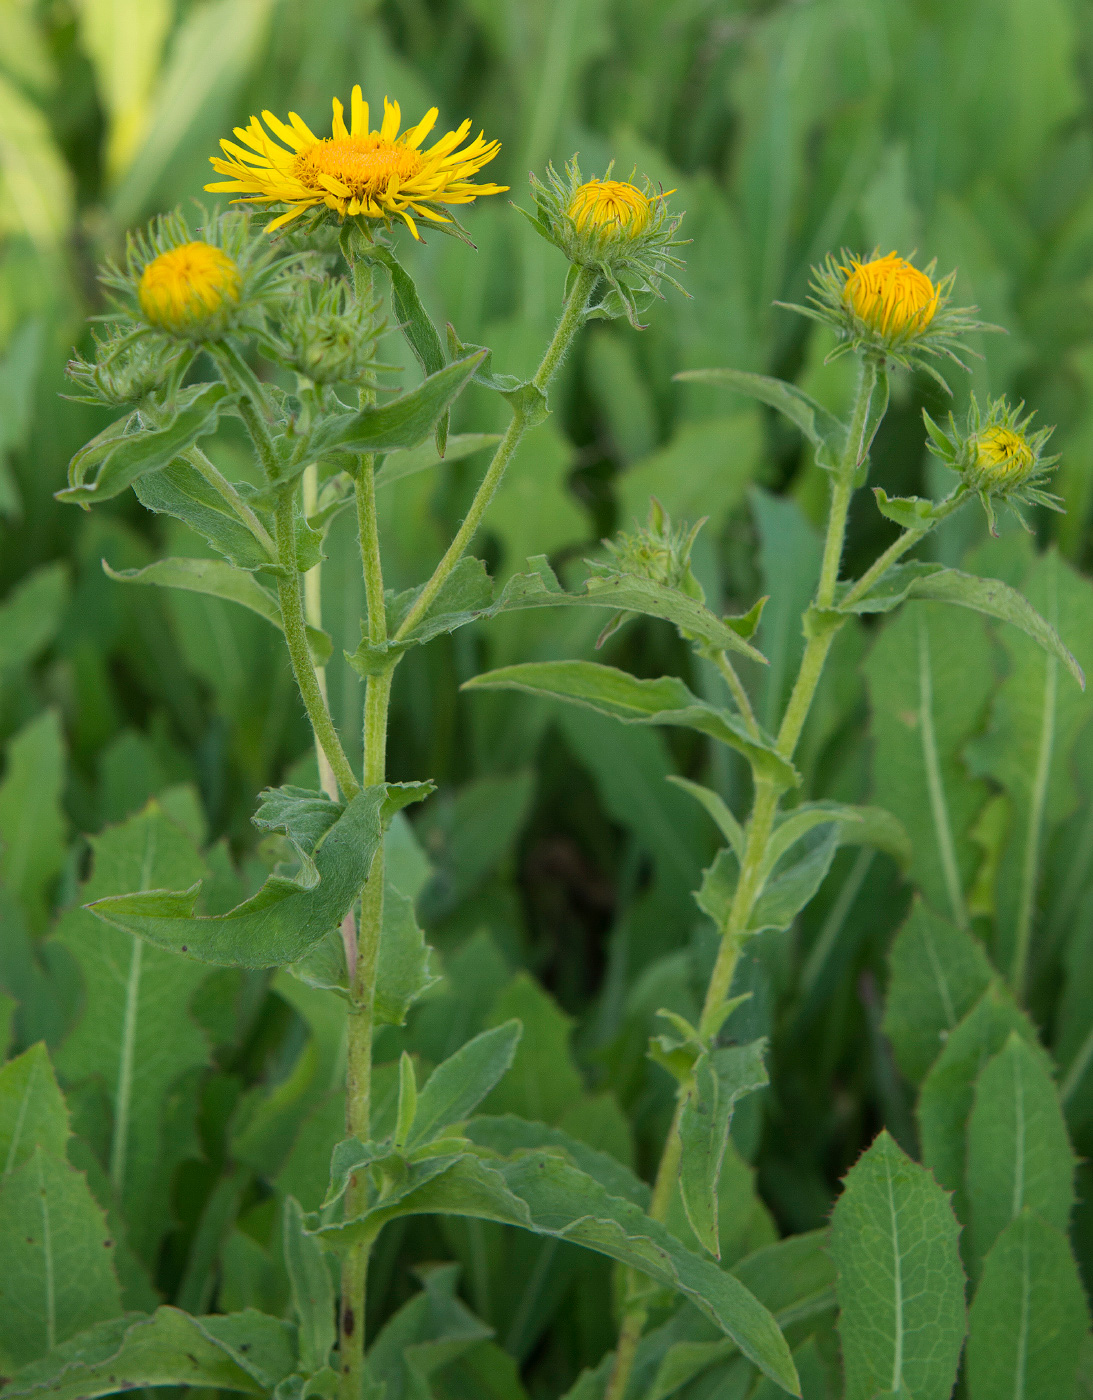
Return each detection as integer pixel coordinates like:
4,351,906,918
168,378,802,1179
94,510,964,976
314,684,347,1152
137,241,241,331
975,424,1036,488
567,179,652,238
206,86,507,237
841,253,939,336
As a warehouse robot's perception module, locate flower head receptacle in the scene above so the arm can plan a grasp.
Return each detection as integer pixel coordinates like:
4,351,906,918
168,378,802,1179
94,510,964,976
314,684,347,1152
206,86,507,238
523,158,687,328
270,275,383,388
924,393,1061,534
787,248,994,385
595,498,706,599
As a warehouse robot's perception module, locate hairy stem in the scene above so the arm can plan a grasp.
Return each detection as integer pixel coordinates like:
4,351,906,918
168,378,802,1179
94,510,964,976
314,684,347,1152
715,650,760,738
604,353,881,1400
274,493,359,799
185,445,277,558
394,264,598,643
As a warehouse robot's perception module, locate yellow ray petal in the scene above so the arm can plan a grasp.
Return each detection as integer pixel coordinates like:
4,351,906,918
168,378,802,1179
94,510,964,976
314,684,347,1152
332,97,349,142
288,111,320,145
351,85,369,137
402,107,438,150
267,203,312,232
262,110,307,151
380,97,401,142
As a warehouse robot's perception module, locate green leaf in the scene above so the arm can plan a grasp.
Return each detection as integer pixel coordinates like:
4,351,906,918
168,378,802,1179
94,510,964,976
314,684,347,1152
361,243,450,455
364,1263,492,1400
462,1115,650,1210
917,983,1045,1222
133,457,274,570
675,368,844,459
966,1211,1089,1400
882,898,994,1085
481,974,583,1125
1,1306,298,1399
102,558,333,667
310,351,486,457
830,1130,965,1400
57,383,234,506
375,433,500,489
763,801,911,876
697,827,841,936
85,785,395,968
52,800,211,1263
0,562,69,671
864,603,994,926
872,488,953,532
463,661,798,789
316,1149,800,1396
0,710,66,931
679,1041,769,1257
283,1196,335,1375
666,777,745,858
0,1147,124,1370
0,1043,68,1174
407,1021,523,1149
966,1032,1074,1266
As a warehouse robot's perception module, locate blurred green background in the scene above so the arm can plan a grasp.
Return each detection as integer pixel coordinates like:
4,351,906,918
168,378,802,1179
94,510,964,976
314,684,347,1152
4,0,1093,1384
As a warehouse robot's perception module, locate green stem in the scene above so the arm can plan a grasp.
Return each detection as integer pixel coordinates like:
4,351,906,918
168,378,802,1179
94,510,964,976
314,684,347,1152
394,264,598,644
715,650,760,738
604,353,881,1400
185,446,277,558
211,342,281,482
274,493,360,800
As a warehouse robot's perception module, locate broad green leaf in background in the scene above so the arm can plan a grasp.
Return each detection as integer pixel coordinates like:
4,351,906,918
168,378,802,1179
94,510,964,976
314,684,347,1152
283,1196,336,1375
0,1147,123,1371
965,1032,1074,1267
1,1306,298,1400
86,784,417,967
679,1040,769,1257
0,710,67,931
0,562,69,672
375,433,500,490
463,661,798,789
830,1130,965,1400
0,1042,68,1172
752,490,822,734
53,799,211,1262
616,413,762,534
966,1211,1089,1400
315,1149,801,1396
0,71,74,246
75,0,174,179
864,603,994,927
917,983,1045,1223
364,1263,493,1400
481,976,581,1125
882,898,994,1085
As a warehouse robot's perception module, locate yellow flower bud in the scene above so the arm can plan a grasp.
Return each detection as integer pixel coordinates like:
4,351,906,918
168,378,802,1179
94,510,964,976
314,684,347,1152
842,253,939,337
974,424,1036,489
138,241,241,333
567,179,652,239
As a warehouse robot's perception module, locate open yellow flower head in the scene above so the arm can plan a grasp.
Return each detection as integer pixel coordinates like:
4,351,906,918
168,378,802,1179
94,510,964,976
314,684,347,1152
841,252,939,336
973,424,1037,489
206,86,507,237
138,241,242,332
568,179,652,239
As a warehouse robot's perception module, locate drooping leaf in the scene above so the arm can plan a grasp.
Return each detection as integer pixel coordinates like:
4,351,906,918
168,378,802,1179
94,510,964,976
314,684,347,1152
830,1130,965,1400
0,1042,68,1173
52,800,212,1262
678,1041,769,1257
965,1032,1074,1266
1,1306,298,1400
103,558,332,667
882,898,994,1085
0,710,66,931
966,1211,1089,1400
315,1149,800,1396
132,456,275,571
57,383,234,505
283,1196,336,1375
675,368,844,459
463,661,798,789
85,784,408,968
0,1147,124,1371
309,351,486,457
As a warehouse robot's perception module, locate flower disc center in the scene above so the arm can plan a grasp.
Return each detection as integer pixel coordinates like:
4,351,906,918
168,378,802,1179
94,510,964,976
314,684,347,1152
294,136,424,199
843,254,938,335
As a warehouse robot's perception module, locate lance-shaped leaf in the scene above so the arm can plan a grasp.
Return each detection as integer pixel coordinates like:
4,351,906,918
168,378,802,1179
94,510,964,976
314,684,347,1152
676,368,844,460
283,1196,335,1375
1,1306,298,1400
679,1041,769,1257
407,1021,523,1150
830,1130,965,1400
463,661,798,789
86,784,426,967
0,1043,68,1172
57,383,234,506
667,776,745,858
882,899,994,1086
966,1211,1089,1400
133,456,275,570
103,558,332,666
761,801,911,878
843,563,1083,686
314,1148,800,1396
697,825,843,936
965,1032,1075,1268
0,709,66,931
309,351,486,457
